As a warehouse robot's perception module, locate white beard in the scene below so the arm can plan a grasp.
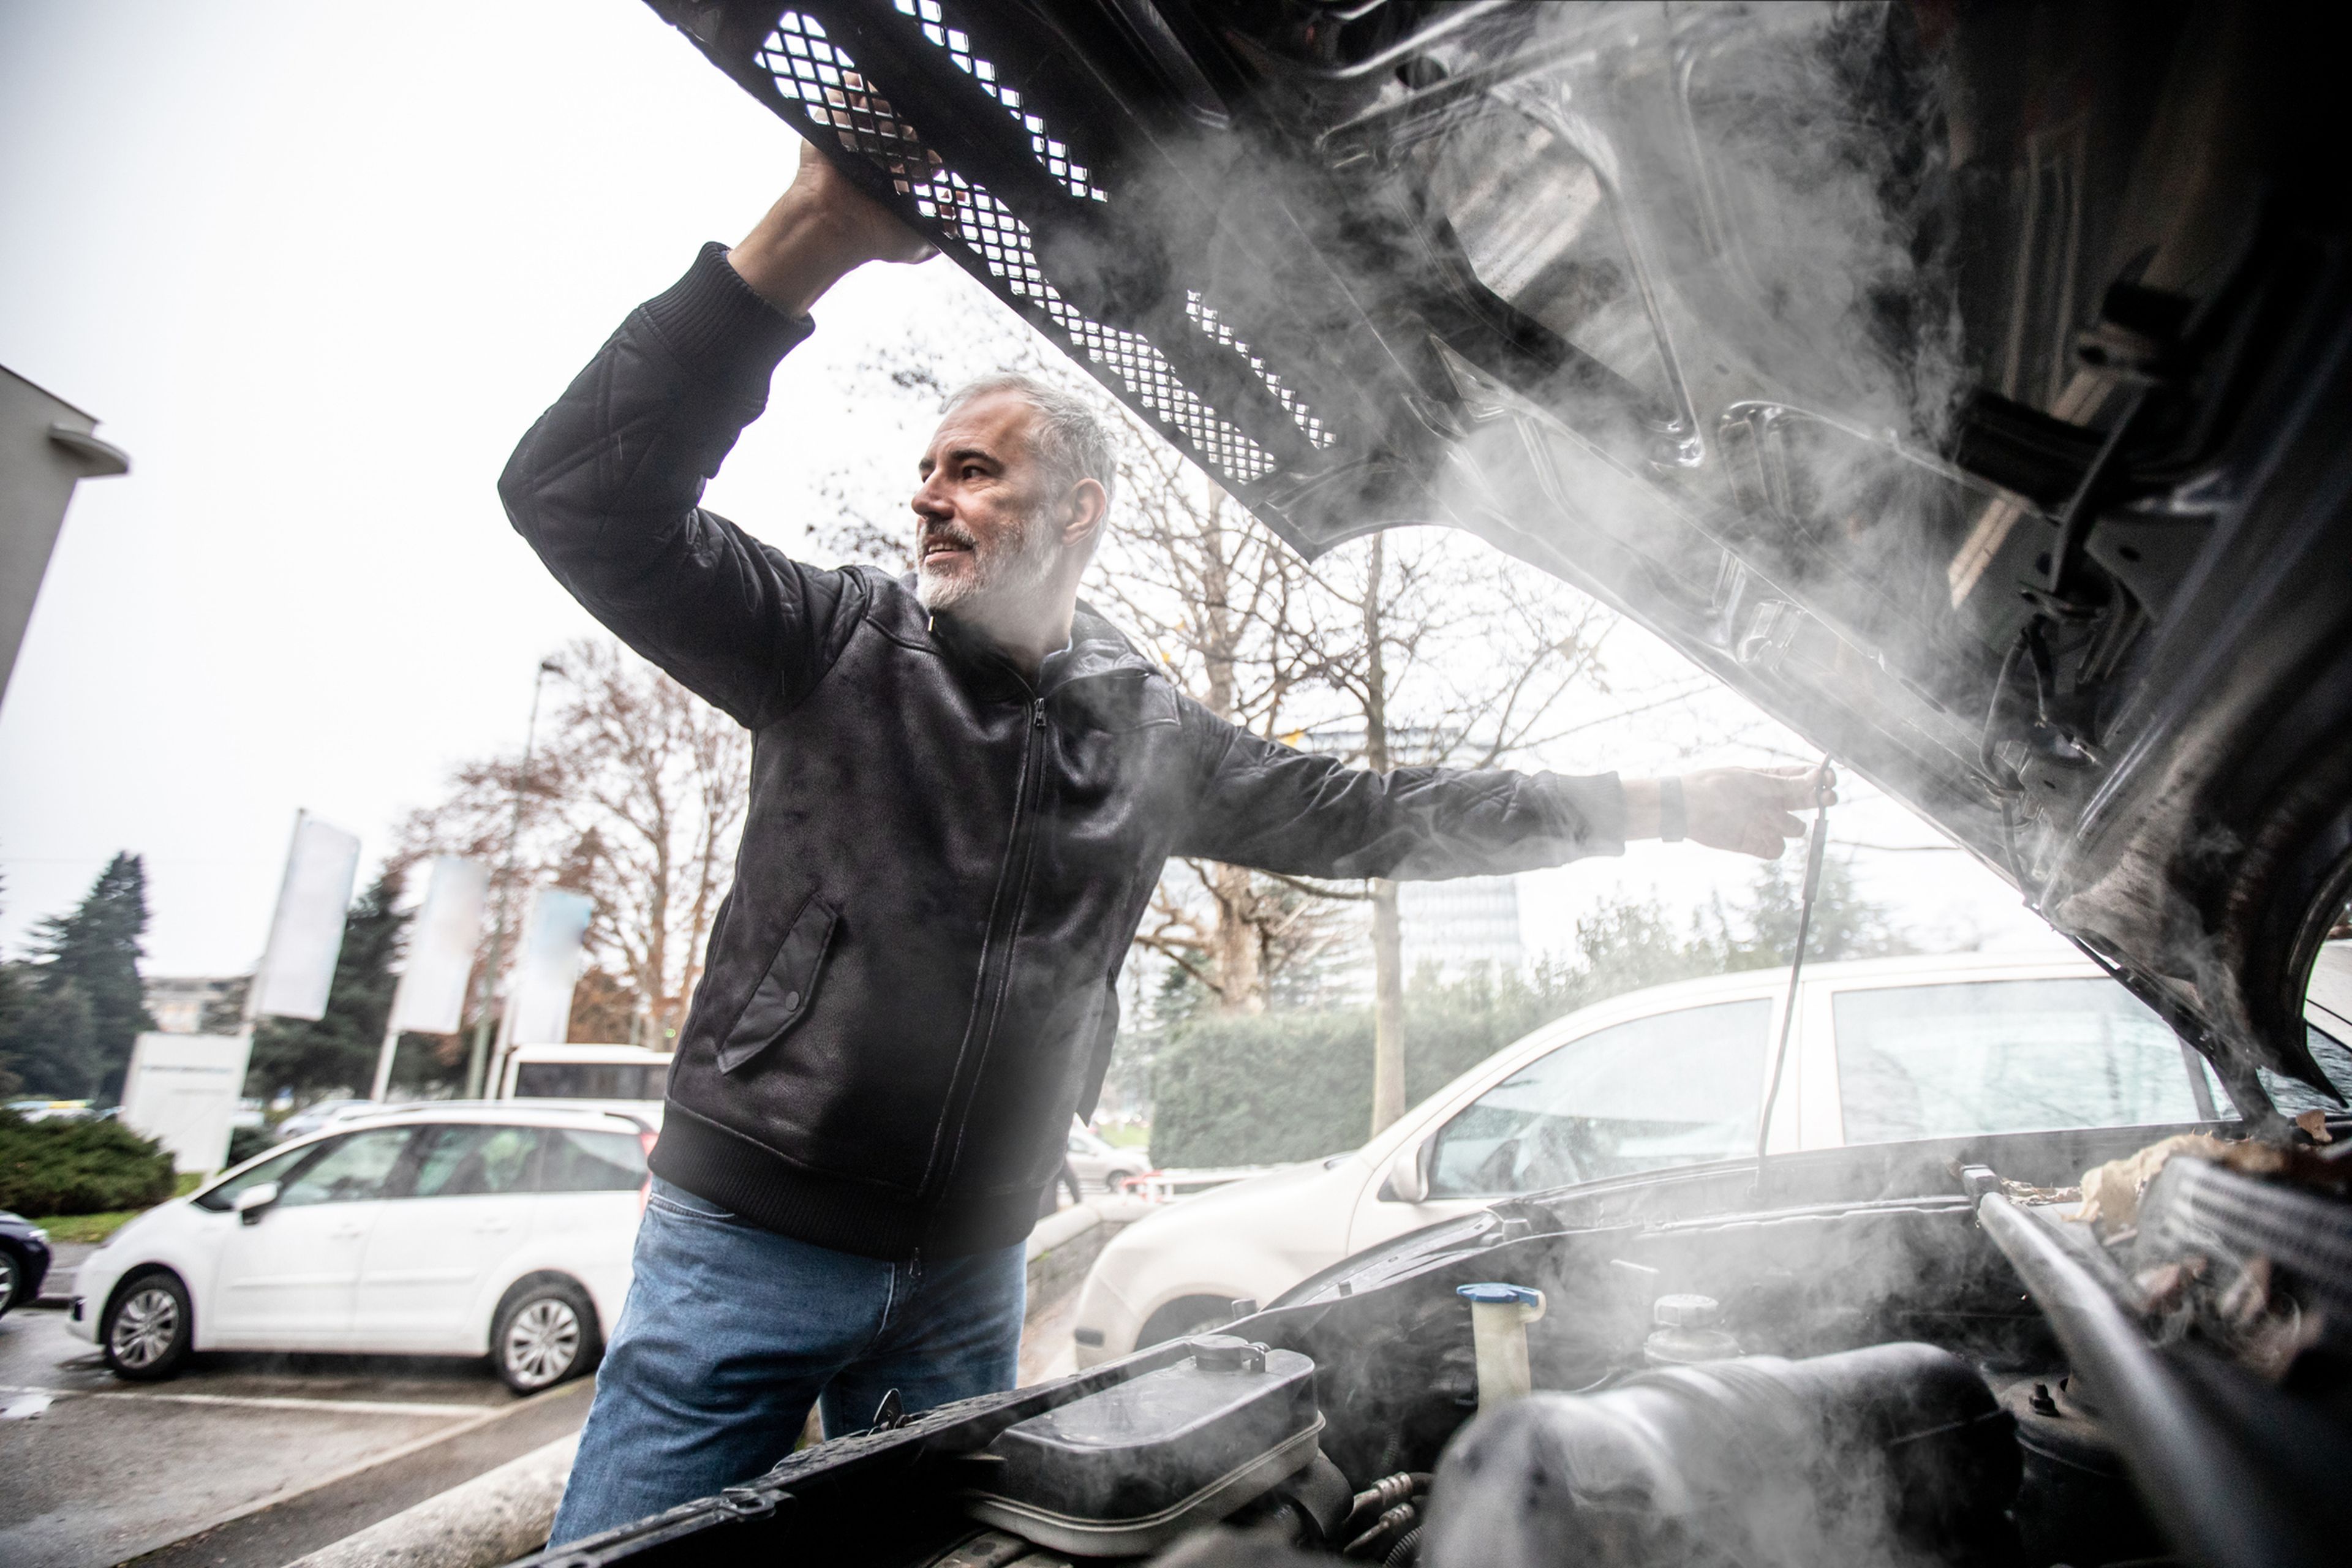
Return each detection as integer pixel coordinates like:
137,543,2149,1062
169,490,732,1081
916,507,1064,614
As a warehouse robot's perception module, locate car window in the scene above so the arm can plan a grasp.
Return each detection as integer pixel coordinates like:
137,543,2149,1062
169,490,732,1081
538,1128,647,1193
513,1062,669,1101
275,1128,415,1207
1429,1000,1773,1198
195,1143,319,1212
405,1125,545,1199
1834,978,2205,1142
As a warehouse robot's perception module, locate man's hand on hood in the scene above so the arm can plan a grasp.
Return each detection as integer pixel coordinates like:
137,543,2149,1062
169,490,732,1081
1626,765,1838,859
728,137,937,318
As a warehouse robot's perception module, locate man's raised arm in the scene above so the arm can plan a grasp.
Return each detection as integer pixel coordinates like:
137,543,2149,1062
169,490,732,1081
1172,701,1832,877
497,141,932,728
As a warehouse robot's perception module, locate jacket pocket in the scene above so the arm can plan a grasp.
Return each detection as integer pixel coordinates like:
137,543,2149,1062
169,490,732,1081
715,892,839,1074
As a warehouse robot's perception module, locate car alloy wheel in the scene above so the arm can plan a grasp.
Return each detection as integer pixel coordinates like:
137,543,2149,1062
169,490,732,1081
502,1297,582,1390
0,1250,17,1314
105,1275,191,1379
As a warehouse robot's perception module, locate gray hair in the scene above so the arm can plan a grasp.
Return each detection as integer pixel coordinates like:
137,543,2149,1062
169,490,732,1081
944,372,1117,518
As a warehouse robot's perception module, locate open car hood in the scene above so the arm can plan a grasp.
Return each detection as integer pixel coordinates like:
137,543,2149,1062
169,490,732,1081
646,1,2352,1112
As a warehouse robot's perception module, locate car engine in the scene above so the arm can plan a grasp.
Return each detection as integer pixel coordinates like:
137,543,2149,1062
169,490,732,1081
533,1122,2348,1568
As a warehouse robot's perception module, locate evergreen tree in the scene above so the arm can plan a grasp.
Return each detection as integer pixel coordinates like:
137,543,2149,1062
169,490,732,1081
0,874,23,1098
0,853,154,1100
246,864,415,1102
1710,853,1912,970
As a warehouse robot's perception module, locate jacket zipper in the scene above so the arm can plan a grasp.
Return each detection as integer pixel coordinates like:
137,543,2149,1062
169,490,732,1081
918,695,1052,1203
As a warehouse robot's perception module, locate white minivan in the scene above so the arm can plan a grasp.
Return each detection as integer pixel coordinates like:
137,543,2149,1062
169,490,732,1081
69,1103,653,1391
499,1042,673,1126
1070,950,2293,1365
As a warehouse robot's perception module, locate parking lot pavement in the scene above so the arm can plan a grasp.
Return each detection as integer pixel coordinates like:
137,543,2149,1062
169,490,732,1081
0,1306,591,1568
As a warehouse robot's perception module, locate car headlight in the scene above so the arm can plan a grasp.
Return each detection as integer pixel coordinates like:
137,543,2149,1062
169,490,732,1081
29,1227,47,1243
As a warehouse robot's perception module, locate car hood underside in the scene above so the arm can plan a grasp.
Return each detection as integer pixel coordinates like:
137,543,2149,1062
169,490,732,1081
645,0,2352,1110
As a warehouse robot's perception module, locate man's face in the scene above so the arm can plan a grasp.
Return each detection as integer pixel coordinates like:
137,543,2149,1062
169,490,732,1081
911,390,1064,614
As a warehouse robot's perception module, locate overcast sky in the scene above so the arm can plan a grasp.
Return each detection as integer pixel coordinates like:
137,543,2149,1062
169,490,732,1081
0,1,2060,978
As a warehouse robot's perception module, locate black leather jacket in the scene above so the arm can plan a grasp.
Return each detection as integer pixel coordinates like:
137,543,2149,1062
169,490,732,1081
500,244,1627,1259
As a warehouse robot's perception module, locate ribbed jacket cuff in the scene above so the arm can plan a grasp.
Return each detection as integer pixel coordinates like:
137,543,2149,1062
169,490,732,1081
638,241,815,396
1542,769,1626,856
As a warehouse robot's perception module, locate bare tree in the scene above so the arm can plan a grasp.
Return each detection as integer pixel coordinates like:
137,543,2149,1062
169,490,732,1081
401,639,748,1049
1303,527,1616,1134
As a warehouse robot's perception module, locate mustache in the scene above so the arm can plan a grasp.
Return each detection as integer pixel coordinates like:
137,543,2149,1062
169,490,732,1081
921,521,979,554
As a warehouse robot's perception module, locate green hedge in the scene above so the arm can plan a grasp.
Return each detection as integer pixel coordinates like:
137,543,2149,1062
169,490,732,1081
0,1110,177,1216
1151,974,1580,1168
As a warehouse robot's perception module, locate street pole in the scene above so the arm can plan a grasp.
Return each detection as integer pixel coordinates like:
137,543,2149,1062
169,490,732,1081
464,658,560,1099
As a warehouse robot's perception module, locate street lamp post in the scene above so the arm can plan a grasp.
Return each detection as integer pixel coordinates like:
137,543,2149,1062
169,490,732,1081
463,658,561,1099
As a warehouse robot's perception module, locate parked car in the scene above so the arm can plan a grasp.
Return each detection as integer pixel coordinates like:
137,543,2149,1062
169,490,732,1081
4,1099,94,1123
0,1210,53,1319
67,1103,654,1391
270,1096,379,1144
1064,1123,1147,1195
498,1042,673,1126
1072,950,2341,1363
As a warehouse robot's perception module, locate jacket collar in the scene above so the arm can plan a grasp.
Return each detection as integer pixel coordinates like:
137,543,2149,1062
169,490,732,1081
1041,600,1163,696
904,579,1165,699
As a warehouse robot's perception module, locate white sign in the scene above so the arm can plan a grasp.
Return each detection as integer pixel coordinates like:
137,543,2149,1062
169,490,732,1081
118,1032,253,1176
253,811,361,1022
388,856,491,1035
499,888,595,1047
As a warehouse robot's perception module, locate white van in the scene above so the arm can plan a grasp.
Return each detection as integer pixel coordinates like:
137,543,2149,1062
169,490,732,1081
497,1043,673,1126
1068,950,2321,1365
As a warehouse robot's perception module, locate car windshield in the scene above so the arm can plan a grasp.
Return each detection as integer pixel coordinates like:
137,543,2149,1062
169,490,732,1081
1430,1000,1771,1197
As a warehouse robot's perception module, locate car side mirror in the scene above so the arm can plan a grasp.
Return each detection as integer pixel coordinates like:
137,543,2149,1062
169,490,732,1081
234,1182,281,1224
1380,1139,1432,1204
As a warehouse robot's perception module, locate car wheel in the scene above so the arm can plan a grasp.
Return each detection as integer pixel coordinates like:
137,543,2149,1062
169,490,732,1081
493,1278,598,1393
0,1246,19,1318
1137,1295,1238,1351
104,1271,193,1381
1105,1169,1135,1195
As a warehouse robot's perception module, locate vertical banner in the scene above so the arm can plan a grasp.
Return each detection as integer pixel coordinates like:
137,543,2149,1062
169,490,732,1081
388,856,491,1035
119,1032,253,1176
498,888,595,1052
253,811,361,1022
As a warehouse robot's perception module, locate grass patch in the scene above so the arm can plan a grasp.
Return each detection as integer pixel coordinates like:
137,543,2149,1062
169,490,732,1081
1098,1124,1152,1149
38,1210,140,1245
29,1172,206,1245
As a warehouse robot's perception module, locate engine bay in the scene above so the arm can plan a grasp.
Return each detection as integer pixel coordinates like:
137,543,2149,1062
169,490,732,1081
534,1118,2350,1568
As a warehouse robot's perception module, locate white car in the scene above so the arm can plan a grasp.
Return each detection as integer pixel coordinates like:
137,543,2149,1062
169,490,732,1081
499,1042,673,1127
1065,1124,1149,1194
69,1104,654,1392
269,1096,380,1144
1071,950,2250,1365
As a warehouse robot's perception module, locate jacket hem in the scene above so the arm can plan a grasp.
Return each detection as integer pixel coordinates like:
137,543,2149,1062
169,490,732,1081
649,1101,1042,1262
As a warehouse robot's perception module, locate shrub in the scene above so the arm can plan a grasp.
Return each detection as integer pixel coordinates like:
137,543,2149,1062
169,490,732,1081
0,1110,176,1216
1149,968,1588,1168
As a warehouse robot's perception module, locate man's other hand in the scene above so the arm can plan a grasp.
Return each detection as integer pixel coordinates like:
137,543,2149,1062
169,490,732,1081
1627,765,1838,859
729,139,937,317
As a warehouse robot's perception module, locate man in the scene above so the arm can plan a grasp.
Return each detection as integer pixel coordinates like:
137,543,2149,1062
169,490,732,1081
507,142,1831,1545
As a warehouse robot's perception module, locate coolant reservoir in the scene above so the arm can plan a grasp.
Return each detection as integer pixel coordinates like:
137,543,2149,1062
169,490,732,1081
960,1334,1322,1557
1643,1293,1740,1366
1458,1283,1547,1405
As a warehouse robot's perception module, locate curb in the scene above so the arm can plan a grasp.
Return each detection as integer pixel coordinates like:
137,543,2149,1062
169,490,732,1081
281,1431,580,1568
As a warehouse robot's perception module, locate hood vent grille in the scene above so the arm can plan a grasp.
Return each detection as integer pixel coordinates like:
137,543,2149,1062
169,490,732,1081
753,7,1287,487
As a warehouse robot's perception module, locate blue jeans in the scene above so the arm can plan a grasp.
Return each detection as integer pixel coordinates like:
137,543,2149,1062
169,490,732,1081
549,1178,1027,1546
